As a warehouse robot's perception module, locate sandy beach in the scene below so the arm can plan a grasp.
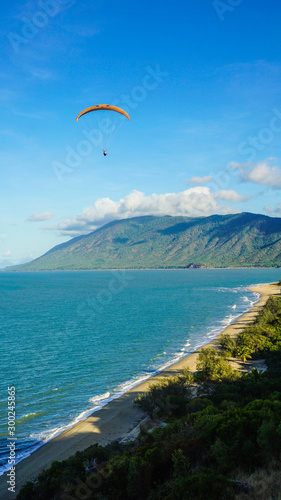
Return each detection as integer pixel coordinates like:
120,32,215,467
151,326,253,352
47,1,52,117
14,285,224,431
1,281,280,499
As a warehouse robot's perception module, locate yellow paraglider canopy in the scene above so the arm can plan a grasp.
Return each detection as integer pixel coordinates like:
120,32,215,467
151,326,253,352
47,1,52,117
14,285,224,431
76,105,130,122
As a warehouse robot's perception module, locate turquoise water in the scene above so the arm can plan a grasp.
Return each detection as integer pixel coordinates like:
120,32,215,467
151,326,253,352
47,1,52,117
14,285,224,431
0,268,280,474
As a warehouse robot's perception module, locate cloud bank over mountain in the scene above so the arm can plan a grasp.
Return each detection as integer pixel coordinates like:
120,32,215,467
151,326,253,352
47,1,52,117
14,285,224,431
46,187,242,237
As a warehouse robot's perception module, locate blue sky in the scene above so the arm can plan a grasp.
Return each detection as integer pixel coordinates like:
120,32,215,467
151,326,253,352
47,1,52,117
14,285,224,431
1,0,281,264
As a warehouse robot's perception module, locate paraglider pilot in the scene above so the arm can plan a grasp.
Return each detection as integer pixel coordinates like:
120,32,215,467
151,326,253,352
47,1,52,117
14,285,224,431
76,105,130,157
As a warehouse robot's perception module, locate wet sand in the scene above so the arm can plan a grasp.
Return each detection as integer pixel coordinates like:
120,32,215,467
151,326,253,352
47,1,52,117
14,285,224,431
0,282,279,499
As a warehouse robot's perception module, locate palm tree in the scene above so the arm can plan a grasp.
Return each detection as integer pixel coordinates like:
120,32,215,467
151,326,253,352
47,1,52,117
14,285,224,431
236,345,252,363
251,368,262,383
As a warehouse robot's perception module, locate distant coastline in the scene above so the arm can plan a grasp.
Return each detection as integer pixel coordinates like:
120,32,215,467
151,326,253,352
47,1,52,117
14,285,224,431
7,213,281,271
3,265,281,272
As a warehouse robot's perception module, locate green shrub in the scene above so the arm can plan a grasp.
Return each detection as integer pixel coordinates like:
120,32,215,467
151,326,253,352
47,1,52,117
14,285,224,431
231,296,281,361
196,348,235,381
165,469,235,500
186,397,213,414
172,448,190,481
219,334,236,356
257,419,281,460
17,482,35,500
134,370,194,417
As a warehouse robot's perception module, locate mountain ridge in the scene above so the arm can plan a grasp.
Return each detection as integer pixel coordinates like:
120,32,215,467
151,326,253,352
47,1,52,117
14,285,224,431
8,212,281,271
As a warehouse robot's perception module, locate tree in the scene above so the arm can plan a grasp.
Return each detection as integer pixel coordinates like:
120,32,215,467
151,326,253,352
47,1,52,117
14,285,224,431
235,345,252,363
196,348,234,381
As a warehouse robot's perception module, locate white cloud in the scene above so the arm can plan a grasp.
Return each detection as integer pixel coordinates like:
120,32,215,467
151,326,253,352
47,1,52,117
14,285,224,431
215,190,250,202
5,250,12,257
26,211,54,222
264,203,281,216
186,175,212,184
46,188,239,237
234,159,281,188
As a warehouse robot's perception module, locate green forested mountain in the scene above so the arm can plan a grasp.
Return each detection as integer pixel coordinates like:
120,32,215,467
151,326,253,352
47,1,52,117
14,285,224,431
10,212,281,271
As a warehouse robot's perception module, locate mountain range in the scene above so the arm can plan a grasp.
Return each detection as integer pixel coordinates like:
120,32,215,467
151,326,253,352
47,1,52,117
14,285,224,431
8,212,281,271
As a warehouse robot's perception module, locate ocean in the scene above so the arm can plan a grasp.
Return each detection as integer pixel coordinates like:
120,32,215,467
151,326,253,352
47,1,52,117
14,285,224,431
0,268,280,474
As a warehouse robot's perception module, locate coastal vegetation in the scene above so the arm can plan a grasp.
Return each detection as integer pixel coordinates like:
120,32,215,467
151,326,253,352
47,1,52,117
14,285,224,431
17,292,281,499
9,212,281,271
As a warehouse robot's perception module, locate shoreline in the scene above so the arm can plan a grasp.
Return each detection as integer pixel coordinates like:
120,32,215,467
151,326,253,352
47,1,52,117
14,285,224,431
1,281,280,499
3,266,281,272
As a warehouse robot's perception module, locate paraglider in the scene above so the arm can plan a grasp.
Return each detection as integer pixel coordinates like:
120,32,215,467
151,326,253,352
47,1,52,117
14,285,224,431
76,105,130,156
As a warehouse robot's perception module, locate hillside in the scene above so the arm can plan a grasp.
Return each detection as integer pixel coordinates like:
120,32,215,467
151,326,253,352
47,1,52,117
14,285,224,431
10,212,281,271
